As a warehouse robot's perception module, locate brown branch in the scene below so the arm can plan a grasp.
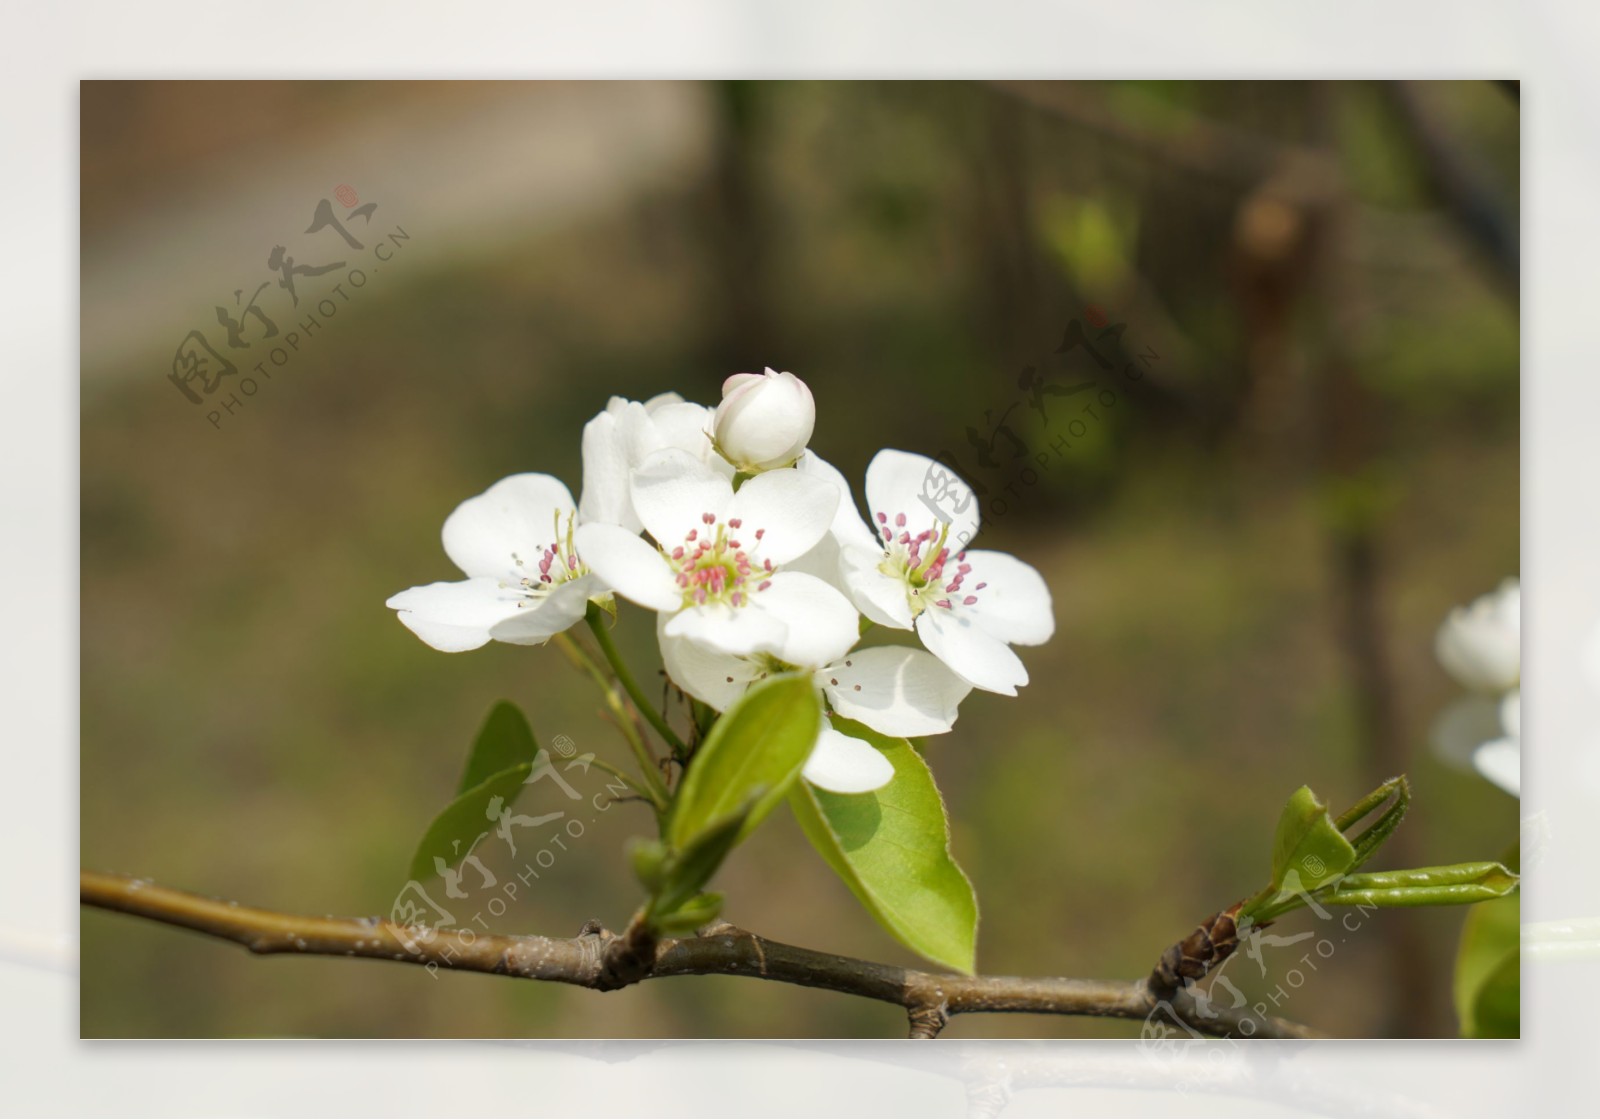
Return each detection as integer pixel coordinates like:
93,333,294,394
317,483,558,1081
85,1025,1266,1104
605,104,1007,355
80,870,1321,1039
991,80,1331,188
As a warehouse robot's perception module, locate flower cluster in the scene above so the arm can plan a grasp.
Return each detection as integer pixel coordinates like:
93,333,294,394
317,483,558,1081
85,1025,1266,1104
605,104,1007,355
1430,578,1520,796
389,367,1055,794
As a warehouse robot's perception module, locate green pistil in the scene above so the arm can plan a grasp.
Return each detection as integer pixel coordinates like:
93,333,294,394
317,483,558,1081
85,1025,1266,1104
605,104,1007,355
910,521,952,584
675,521,760,607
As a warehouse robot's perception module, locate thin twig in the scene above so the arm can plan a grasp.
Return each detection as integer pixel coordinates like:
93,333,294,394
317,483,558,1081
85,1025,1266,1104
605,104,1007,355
552,630,671,810
79,871,1321,1039
571,753,655,806
583,606,690,760
991,80,1328,187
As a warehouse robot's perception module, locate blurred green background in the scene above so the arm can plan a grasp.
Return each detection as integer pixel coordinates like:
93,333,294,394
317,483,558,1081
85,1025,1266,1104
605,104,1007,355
79,80,1518,1038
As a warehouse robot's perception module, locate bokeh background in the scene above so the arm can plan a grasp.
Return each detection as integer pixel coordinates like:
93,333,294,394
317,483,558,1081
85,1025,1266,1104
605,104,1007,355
79,80,1518,1039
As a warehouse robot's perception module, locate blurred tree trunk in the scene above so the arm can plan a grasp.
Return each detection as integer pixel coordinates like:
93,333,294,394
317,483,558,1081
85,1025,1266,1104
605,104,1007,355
974,87,1046,362
702,81,776,375
1307,81,1439,1038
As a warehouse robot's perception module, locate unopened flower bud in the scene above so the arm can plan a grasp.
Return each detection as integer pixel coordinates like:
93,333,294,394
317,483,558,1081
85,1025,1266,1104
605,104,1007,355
712,367,815,472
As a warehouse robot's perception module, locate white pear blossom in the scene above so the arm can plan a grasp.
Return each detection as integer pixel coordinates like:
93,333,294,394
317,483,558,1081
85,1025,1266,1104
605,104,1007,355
829,449,1054,696
387,473,607,652
712,368,816,472
579,393,730,534
1430,578,1520,797
659,615,971,793
573,447,853,662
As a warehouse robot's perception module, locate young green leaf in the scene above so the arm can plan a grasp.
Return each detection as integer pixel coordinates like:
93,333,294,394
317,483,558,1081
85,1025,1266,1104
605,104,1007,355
409,761,534,883
1270,786,1358,892
652,891,725,935
1335,775,1410,873
668,673,820,850
456,701,538,795
789,720,978,975
1318,862,1519,908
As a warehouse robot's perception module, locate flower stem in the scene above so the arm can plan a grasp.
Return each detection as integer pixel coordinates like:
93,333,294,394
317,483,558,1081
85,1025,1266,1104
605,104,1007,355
584,603,691,761
581,754,662,807
552,629,671,813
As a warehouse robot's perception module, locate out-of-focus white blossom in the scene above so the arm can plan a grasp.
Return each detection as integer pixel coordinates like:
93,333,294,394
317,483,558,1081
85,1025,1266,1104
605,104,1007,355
1430,579,1520,797
1435,578,1520,694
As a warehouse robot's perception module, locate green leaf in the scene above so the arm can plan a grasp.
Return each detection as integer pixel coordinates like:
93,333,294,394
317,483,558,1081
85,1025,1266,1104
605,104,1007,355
1466,949,1520,1038
1319,862,1520,908
456,702,538,796
1454,845,1521,1037
789,720,978,974
668,673,820,850
409,762,534,883
1270,786,1358,893
1334,776,1411,873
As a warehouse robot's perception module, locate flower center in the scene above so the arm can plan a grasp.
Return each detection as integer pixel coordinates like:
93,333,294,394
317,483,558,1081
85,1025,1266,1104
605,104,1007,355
510,510,586,605
872,509,985,618
667,513,772,608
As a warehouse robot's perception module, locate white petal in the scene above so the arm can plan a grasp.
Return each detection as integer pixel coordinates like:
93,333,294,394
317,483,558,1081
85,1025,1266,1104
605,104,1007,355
755,571,859,668
1473,739,1521,797
578,402,649,533
797,451,881,556
961,549,1055,646
1429,695,1503,771
721,372,764,396
1500,690,1520,740
631,448,734,548
784,456,878,597
802,720,895,793
572,523,680,611
820,646,971,737
442,474,577,580
728,468,839,566
866,449,981,552
386,577,525,652
651,401,726,472
784,533,849,596
664,600,787,657
657,617,759,710
643,391,687,412
916,608,1028,696
487,574,598,646
841,546,914,630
